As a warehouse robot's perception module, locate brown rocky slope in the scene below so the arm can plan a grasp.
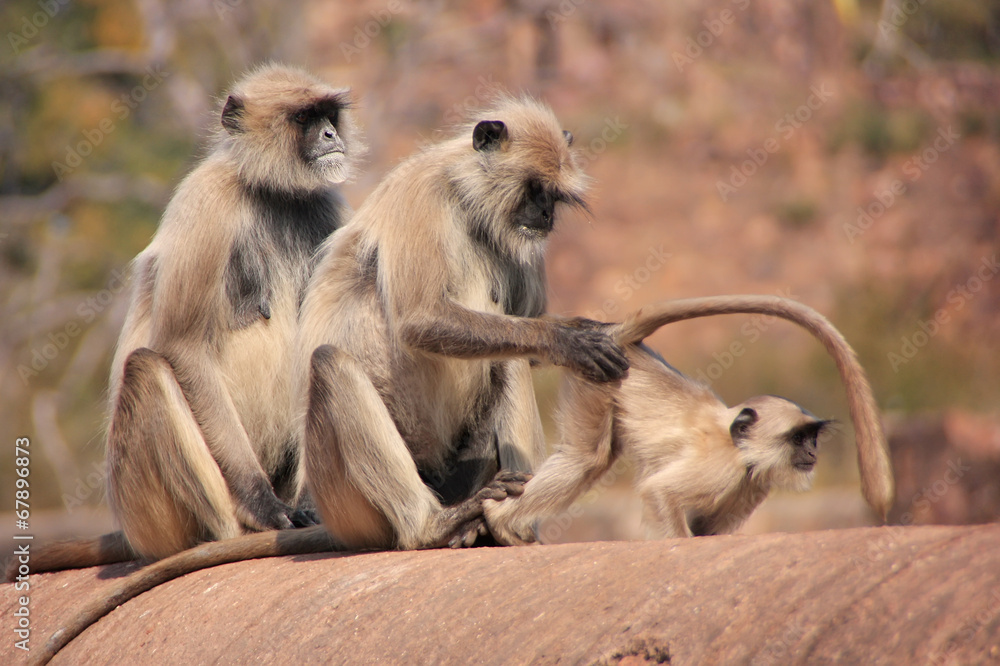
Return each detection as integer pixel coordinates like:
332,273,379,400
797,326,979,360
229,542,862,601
3,524,998,664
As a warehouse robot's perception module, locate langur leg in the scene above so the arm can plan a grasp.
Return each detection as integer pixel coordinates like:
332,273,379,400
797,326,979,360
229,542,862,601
484,448,615,545
494,360,546,473
427,360,542,507
107,348,241,560
305,345,467,550
636,469,694,539
485,373,616,545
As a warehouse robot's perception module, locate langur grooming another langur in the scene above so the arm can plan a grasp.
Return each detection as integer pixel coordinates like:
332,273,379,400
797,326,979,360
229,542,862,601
298,96,629,551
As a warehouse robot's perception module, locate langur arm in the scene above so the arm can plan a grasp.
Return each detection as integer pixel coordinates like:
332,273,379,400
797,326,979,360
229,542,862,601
158,349,300,531
376,229,628,382
145,229,299,531
399,300,629,383
637,467,697,539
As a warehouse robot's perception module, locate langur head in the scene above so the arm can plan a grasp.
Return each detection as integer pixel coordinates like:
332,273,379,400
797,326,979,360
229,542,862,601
450,96,589,262
216,63,366,193
727,395,832,492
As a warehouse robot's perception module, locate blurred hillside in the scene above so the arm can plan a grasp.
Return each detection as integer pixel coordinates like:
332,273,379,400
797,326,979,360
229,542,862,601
1,0,998,535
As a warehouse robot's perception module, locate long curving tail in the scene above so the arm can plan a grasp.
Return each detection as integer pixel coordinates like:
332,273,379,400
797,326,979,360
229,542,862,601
29,526,340,666
612,294,895,520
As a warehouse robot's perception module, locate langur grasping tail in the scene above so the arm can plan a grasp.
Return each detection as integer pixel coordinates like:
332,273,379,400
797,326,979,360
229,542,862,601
298,96,629,551
104,63,363,561
485,295,895,544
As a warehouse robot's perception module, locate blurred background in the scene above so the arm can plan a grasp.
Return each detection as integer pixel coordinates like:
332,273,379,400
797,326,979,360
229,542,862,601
1,0,998,546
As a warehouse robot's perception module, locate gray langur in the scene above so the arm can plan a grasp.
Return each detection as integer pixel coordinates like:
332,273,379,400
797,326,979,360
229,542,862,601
104,63,363,561
7,63,365,664
484,295,895,544
297,96,630,551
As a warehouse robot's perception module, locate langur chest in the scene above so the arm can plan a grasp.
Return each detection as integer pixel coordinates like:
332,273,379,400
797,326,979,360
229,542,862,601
218,246,304,444
387,354,494,461
447,253,502,314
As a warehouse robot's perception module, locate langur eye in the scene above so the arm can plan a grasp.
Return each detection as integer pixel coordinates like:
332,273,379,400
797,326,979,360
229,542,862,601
791,430,816,448
328,110,339,126
294,111,309,125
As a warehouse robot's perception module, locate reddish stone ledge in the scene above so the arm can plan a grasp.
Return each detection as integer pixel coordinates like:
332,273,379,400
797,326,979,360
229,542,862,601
3,524,999,664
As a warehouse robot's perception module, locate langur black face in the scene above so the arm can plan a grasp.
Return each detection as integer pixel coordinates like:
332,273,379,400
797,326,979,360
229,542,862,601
728,397,831,485
295,102,346,162
220,88,355,187
293,100,348,173
787,420,829,471
515,179,559,234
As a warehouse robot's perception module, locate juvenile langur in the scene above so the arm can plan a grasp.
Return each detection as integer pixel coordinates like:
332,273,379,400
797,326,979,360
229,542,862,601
298,96,630,551
485,295,895,544
104,63,364,561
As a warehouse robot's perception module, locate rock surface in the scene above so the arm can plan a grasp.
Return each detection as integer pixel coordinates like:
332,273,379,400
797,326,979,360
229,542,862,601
3,524,999,665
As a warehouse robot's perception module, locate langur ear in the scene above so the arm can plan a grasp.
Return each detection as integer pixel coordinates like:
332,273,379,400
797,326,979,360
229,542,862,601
730,407,758,443
221,95,245,134
473,120,508,151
